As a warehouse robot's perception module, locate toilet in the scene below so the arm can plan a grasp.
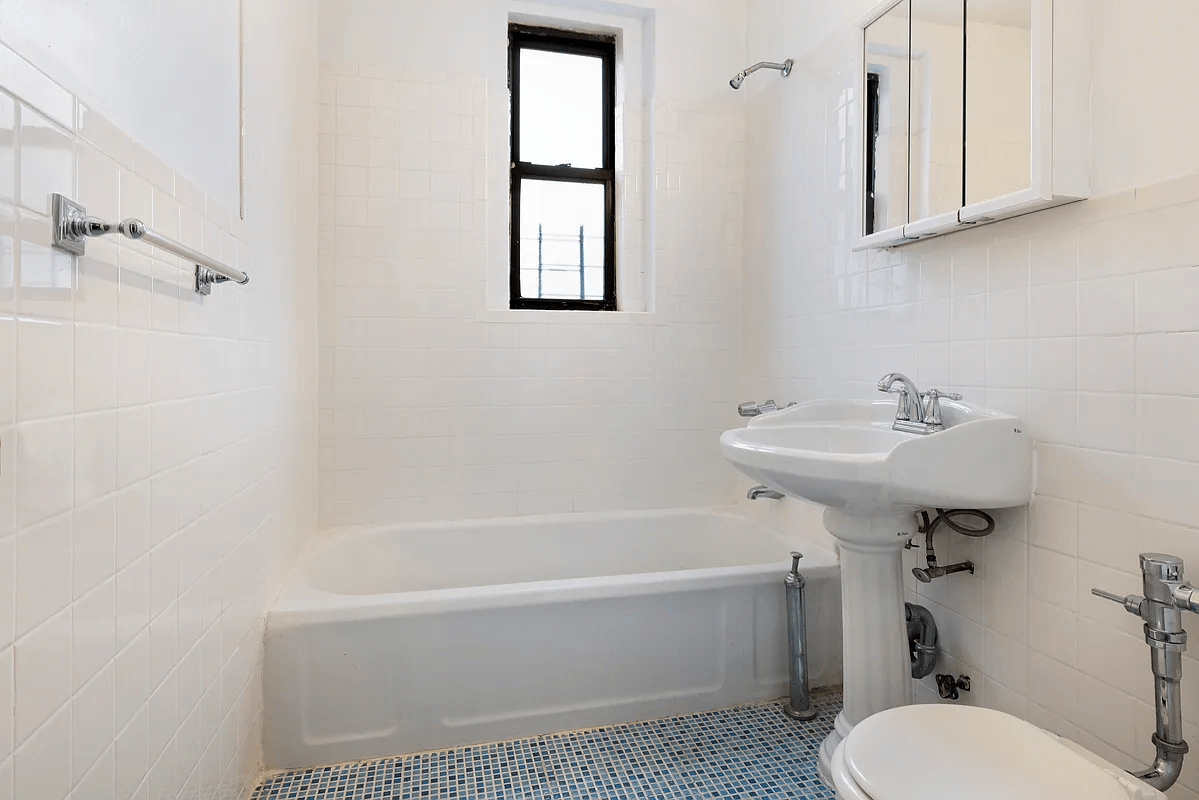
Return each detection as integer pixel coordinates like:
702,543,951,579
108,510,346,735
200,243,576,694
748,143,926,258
830,705,1167,800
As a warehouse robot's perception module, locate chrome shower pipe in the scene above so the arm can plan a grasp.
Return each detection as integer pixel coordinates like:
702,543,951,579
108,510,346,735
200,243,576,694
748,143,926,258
729,59,793,89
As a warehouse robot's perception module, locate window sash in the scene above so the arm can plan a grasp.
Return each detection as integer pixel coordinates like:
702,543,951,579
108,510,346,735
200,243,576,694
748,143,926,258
509,26,617,311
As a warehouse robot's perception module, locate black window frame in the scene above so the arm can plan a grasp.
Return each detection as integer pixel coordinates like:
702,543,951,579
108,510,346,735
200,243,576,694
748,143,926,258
509,24,617,311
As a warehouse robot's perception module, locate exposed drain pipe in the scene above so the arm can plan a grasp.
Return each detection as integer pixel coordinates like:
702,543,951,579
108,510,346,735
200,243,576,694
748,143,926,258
905,603,938,679
1093,553,1199,792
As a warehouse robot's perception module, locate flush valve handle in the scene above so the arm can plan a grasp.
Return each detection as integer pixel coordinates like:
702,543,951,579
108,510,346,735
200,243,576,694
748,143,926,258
1092,587,1148,617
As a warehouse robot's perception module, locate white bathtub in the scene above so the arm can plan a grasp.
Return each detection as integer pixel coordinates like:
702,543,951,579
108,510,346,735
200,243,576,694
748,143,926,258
263,508,842,769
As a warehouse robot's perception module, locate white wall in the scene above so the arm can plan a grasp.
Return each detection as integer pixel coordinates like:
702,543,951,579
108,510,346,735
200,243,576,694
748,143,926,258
744,0,1199,797
0,1,319,797
316,0,749,527
0,0,242,209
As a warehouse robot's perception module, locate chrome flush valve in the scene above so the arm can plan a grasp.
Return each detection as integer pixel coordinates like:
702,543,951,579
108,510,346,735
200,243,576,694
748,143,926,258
1093,553,1199,791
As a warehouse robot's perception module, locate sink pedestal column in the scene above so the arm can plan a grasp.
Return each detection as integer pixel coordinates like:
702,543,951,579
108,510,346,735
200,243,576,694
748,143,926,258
817,508,917,783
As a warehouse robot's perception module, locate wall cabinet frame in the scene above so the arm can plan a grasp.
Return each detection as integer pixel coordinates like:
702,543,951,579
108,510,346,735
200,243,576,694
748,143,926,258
855,0,1089,250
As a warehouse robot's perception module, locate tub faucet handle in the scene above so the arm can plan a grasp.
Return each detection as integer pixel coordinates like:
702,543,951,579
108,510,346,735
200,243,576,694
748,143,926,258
790,552,803,576
739,400,778,417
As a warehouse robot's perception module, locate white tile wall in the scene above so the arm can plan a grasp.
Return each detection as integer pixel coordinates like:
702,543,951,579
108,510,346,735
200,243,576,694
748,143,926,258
744,2,1199,797
317,59,746,527
0,8,318,798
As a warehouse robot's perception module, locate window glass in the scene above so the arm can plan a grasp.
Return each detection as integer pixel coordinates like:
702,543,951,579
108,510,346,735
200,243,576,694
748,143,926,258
519,48,604,169
518,179,606,301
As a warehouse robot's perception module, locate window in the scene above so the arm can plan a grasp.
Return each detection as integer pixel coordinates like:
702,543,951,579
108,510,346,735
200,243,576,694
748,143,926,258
865,71,881,235
509,25,617,311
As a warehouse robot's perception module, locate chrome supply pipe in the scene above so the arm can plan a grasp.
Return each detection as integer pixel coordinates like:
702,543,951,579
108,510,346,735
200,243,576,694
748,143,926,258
783,552,818,721
1093,553,1199,791
729,59,793,89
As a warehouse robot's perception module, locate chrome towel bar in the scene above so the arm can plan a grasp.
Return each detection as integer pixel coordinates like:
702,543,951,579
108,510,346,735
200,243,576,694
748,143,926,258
51,193,249,295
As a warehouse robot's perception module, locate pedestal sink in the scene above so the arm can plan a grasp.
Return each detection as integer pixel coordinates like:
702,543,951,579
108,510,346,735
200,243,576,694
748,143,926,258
719,395,1033,781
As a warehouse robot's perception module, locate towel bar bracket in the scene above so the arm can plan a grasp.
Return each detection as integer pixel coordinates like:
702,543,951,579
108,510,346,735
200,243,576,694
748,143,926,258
51,193,89,256
195,266,231,296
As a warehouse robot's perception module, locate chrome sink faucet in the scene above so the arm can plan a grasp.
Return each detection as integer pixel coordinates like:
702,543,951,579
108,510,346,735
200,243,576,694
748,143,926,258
877,373,961,435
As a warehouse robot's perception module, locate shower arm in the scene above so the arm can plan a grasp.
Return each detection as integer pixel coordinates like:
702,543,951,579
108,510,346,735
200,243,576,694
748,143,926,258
730,59,794,89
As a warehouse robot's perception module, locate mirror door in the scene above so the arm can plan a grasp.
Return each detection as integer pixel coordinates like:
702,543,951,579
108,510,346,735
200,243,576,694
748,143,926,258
965,0,1033,205
910,0,965,222
863,0,912,237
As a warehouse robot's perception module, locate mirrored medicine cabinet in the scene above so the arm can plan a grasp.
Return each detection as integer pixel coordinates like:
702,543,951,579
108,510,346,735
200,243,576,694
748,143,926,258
857,0,1089,250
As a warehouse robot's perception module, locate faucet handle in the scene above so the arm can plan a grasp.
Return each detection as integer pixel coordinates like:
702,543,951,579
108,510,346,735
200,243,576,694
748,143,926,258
1092,587,1146,617
921,389,963,427
738,400,779,417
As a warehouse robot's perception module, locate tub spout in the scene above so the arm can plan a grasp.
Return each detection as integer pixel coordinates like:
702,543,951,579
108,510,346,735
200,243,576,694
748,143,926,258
748,485,784,501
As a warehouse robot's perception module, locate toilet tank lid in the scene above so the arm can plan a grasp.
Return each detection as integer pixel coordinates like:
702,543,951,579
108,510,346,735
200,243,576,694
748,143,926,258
843,705,1163,800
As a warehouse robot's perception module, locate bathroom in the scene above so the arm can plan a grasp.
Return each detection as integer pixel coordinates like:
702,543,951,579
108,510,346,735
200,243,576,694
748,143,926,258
2,0,1199,797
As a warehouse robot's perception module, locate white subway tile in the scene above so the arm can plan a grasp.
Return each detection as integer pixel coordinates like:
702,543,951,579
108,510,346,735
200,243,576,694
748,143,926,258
1077,336,1135,394
0,95,14,204
16,418,73,528
1027,338,1076,392
1028,496,1077,556
0,317,13,426
115,482,150,571
1026,650,1078,723
1136,265,1199,333
1137,395,1199,462
0,45,73,128
1028,545,1077,611
71,665,114,784
115,406,150,489
1078,275,1135,335
72,580,115,691
12,703,70,800
1076,673,1138,756
1077,505,1139,573
77,105,133,168
74,325,117,413
73,411,116,505
1028,281,1076,338
72,496,115,599
77,142,120,223
16,318,73,421
1027,598,1078,668
18,107,73,215
1077,393,1136,453
13,608,70,744
1135,456,1199,529
114,703,148,800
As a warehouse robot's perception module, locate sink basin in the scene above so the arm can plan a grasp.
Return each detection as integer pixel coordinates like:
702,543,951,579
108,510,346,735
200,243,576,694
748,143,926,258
721,396,1033,783
720,398,1033,516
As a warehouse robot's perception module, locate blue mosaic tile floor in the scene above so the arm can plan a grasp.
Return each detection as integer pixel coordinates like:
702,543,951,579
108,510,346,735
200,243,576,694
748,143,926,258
253,688,842,800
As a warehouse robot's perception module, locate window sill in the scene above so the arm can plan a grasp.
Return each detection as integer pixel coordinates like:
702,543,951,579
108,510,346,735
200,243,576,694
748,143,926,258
475,307,663,325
